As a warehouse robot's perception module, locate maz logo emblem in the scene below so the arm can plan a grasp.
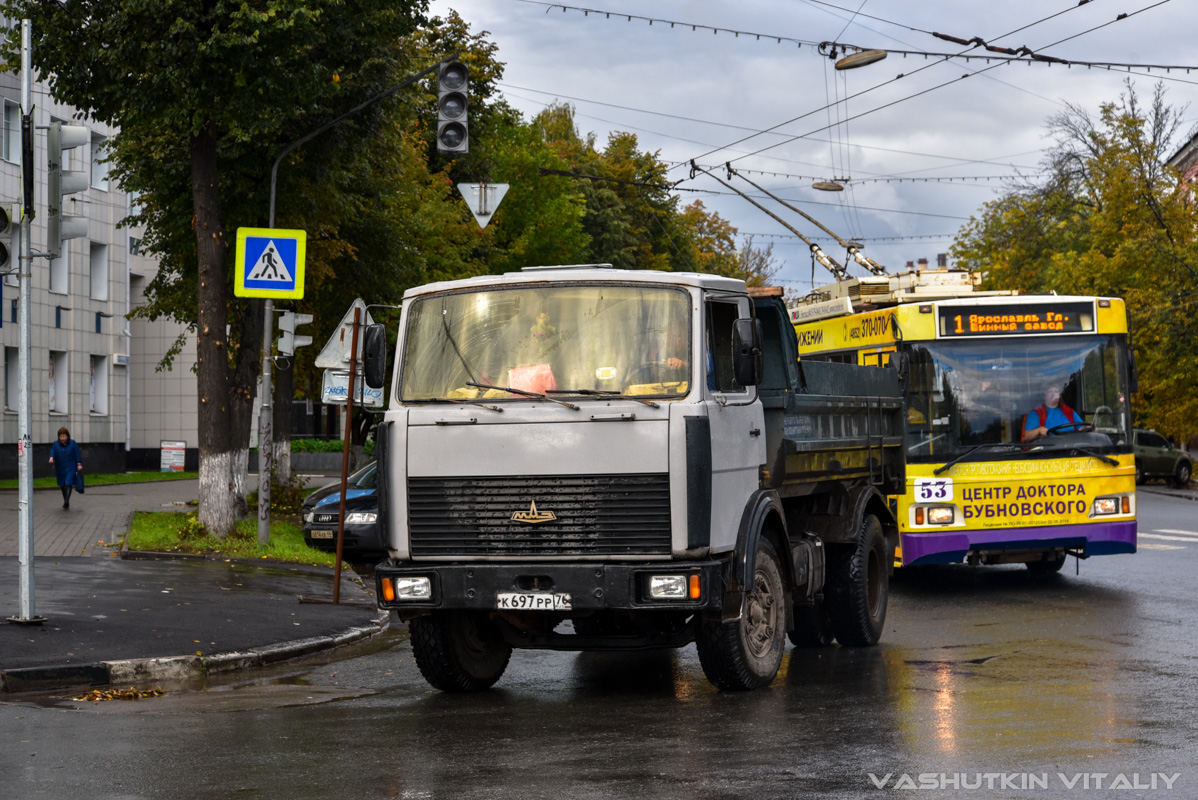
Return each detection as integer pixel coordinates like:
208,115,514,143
511,500,557,525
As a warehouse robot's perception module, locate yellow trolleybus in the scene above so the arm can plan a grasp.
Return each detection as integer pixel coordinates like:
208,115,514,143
791,270,1136,573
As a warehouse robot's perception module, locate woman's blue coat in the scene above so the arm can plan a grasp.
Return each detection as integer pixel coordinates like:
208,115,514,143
50,439,81,486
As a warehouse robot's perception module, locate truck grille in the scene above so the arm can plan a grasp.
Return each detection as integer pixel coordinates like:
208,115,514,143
408,474,671,557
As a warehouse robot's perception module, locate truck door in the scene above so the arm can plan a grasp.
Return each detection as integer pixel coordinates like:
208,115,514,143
705,297,767,552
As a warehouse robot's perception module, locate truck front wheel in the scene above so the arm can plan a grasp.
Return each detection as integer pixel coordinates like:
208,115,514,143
697,538,786,690
825,514,888,646
409,611,512,692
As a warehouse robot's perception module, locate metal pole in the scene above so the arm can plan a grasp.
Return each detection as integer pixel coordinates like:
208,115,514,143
257,297,273,545
332,307,361,604
10,19,43,625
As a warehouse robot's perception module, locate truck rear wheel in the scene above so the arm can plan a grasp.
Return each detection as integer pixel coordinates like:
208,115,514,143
697,538,786,690
409,611,512,692
825,515,888,647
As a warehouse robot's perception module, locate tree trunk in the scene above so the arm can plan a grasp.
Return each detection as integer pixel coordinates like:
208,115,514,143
229,297,264,513
272,357,294,484
192,121,237,537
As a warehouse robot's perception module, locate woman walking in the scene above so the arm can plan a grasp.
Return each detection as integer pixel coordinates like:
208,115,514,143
49,426,83,509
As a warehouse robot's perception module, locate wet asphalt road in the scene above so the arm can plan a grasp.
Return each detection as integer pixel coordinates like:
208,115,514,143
3,491,1198,800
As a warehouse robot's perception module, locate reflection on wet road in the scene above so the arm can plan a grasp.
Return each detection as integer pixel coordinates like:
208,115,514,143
3,494,1198,798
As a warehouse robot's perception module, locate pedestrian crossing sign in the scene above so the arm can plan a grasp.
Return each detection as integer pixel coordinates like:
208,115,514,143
234,227,307,299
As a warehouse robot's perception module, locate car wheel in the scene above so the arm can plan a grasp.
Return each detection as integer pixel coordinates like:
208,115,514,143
409,611,512,692
1176,461,1192,488
1134,460,1144,485
697,537,786,690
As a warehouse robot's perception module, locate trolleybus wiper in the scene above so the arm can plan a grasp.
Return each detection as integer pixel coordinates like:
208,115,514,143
934,443,1019,475
547,388,660,408
409,397,504,413
1053,444,1119,466
466,382,581,410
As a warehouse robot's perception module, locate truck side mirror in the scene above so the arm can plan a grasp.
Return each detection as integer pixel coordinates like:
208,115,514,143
732,318,762,387
362,324,388,389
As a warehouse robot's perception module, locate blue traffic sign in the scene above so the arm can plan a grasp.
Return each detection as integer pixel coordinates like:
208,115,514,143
234,227,307,299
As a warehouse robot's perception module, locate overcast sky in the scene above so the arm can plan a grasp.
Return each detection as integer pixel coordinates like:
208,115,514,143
429,0,1197,294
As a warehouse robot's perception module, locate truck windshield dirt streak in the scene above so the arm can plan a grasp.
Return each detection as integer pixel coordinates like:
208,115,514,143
363,265,905,692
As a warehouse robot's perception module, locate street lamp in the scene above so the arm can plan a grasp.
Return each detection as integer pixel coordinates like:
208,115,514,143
835,49,887,70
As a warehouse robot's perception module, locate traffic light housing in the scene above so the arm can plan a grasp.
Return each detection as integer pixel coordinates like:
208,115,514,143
277,311,314,356
0,204,14,272
47,121,90,257
436,61,469,153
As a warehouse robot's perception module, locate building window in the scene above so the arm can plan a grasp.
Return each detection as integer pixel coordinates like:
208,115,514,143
4,346,17,411
90,132,108,191
3,100,19,164
89,241,108,301
50,248,69,295
90,355,108,415
49,350,68,413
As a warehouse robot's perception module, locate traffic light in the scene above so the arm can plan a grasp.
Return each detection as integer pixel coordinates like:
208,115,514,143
47,121,90,257
277,311,314,356
0,203,14,273
436,61,469,153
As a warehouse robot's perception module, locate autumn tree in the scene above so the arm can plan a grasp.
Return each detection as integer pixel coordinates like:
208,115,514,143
953,81,1198,438
3,0,431,534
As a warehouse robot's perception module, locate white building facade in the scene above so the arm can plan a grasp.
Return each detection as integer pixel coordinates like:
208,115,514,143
0,72,197,478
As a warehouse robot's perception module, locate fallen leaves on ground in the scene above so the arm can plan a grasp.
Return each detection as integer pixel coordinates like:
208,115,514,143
73,686,166,703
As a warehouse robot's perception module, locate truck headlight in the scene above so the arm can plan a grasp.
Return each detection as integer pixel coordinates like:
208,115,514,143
1093,497,1119,516
394,577,432,600
648,575,687,599
345,511,377,525
927,506,954,525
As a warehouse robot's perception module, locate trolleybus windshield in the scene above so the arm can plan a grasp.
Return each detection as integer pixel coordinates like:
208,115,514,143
905,334,1132,462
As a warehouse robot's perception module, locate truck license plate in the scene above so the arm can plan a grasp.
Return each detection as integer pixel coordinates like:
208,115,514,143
496,592,572,611
310,530,335,539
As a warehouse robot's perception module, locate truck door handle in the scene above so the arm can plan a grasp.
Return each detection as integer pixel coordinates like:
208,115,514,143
750,428,761,437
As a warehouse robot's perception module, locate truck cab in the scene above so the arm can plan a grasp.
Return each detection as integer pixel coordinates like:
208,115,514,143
364,265,904,691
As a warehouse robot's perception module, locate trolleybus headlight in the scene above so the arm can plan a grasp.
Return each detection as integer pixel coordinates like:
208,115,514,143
648,575,688,599
927,506,954,525
1093,497,1120,516
394,577,432,600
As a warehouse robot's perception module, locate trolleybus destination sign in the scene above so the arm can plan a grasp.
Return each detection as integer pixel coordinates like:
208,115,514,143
939,302,1094,337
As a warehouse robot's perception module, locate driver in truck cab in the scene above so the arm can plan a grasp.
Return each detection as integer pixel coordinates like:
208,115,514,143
1022,383,1081,442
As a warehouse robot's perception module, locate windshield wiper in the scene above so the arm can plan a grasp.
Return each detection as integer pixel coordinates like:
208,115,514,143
1043,443,1120,466
934,443,1020,475
547,388,660,408
466,382,580,410
409,398,504,413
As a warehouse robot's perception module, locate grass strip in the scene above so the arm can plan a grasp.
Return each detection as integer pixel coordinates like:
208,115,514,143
0,471,199,490
127,510,337,568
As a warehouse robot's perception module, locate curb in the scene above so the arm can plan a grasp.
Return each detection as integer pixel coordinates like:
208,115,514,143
1138,486,1198,502
0,610,390,694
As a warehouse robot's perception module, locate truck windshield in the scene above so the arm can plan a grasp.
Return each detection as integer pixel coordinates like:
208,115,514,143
905,334,1132,462
400,284,692,402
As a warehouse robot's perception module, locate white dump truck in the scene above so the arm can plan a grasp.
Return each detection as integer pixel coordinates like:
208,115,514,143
361,265,905,691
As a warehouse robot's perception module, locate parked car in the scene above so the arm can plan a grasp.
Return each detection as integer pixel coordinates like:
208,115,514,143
301,461,386,556
1132,428,1192,487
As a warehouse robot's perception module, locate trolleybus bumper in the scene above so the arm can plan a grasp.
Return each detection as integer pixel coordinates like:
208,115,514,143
900,520,1137,565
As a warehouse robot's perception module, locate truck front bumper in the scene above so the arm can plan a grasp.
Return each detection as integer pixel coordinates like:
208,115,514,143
375,560,725,613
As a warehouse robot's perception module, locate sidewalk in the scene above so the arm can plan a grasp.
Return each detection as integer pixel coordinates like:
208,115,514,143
0,474,388,693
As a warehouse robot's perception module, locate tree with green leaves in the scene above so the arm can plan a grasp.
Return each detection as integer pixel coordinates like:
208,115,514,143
953,81,1198,438
2,0,431,535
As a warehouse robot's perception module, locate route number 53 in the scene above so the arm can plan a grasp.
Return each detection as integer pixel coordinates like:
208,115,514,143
914,478,953,502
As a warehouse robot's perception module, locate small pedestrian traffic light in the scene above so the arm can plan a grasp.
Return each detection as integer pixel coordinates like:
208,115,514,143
0,203,14,272
47,122,90,257
277,310,314,356
436,61,469,153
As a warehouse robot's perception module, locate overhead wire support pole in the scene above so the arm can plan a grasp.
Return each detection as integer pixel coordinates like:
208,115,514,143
689,160,850,282
257,54,452,546
726,164,888,276
10,19,43,625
